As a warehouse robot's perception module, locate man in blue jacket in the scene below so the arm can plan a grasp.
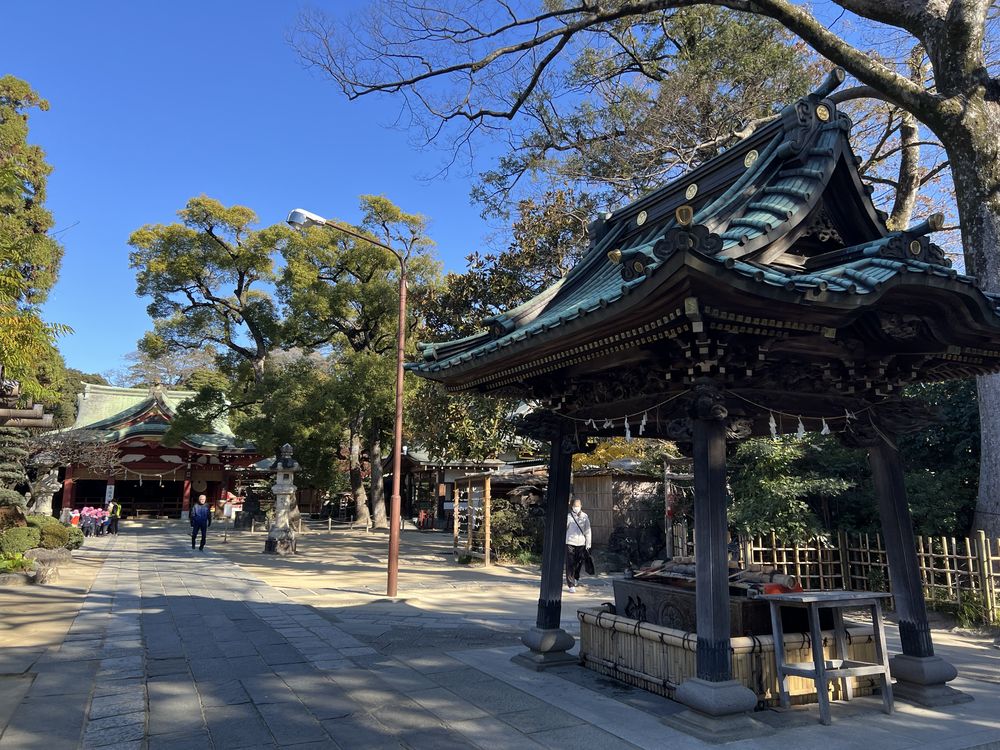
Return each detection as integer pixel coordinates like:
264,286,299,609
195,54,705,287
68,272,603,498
190,494,212,550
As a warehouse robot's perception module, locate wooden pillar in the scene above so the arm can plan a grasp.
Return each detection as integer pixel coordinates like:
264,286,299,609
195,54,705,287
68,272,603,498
514,422,576,670
536,429,573,629
863,429,967,707
692,415,732,681
671,382,757,725
452,480,460,558
182,479,192,515
63,464,76,509
465,478,474,553
484,474,492,567
868,440,934,658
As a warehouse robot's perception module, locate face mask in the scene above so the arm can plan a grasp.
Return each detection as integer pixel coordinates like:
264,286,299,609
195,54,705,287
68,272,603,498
572,506,581,513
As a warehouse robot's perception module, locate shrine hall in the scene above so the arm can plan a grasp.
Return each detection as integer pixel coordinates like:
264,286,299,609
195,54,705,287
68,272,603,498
410,69,999,729
56,383,259,518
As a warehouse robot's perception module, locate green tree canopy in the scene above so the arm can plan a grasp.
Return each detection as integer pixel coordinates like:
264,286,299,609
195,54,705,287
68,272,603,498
235,352,349,492
129,196,288,385
280,195,440,526
0,76,67,398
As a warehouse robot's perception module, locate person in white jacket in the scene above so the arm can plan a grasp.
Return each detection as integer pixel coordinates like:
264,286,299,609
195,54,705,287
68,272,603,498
565,496,592,593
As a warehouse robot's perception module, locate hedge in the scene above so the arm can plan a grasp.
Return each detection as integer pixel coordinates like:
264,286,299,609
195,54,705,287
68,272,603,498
0,527,41,556
26,514,62,530
39,524,70,550
65,527,84,550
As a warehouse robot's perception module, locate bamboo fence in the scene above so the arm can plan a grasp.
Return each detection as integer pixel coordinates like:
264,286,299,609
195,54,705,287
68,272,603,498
734,529,1000,625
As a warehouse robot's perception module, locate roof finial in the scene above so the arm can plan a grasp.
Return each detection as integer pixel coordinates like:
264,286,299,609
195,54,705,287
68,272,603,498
906,213,945,237
813,68,847,99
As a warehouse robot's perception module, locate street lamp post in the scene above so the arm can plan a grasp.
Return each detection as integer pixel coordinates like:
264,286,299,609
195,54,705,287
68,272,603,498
287,208,407,598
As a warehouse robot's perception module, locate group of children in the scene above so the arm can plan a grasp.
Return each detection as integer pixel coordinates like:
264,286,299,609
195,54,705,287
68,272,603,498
63,501,122,536
76,506,111,536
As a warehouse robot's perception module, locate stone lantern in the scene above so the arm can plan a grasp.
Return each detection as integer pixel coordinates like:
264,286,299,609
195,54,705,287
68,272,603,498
263,444,299,555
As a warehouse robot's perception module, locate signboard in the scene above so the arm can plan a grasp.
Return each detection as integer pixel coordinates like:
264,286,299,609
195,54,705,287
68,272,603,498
105,484,115,501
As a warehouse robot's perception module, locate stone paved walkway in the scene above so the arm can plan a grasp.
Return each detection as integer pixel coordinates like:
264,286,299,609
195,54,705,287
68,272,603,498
2,523,1000,749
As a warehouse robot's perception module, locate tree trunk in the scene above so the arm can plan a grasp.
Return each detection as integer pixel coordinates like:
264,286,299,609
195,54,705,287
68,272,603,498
370,428,388,529
939,100,1000,536
349,416,371,527
887,109,920,230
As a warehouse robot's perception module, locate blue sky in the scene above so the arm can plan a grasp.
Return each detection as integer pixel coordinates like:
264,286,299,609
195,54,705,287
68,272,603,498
5,1,496,376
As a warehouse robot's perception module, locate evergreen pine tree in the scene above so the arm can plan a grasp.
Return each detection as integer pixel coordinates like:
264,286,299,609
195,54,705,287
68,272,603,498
0,426,29,506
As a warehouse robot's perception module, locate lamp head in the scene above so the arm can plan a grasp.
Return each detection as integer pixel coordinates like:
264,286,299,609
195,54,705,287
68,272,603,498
286,208,328,230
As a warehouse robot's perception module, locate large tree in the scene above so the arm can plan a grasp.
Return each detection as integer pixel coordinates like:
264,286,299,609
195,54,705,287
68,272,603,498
425,189,594,338
281,195,439,527
412,190,590,459
235,352,349,494
129,196,287,385
471,8,818,210
0,76,67,398
293,0,1000,534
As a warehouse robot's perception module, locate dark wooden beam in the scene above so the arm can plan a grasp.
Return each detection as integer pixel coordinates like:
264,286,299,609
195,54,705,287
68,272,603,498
868,439,934,658
514,422,578,670
692,410,733,681
536,427,573,630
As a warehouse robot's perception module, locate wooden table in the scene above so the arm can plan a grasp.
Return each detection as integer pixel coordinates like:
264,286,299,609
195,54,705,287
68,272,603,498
762,590,893,725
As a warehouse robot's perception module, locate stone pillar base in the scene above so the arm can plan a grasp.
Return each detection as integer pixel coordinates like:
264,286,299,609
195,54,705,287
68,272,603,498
264,527,296,556
675,678,758,716
663,677,774,743
890,655,971,707
665,679,770,743
512,627,577,671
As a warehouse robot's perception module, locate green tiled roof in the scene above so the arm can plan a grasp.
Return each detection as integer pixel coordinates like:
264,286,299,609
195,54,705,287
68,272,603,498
412,73,995,385
62,383,253,452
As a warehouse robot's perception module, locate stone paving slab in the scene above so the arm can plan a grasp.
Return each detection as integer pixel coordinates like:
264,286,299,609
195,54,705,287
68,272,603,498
4,522,1000,750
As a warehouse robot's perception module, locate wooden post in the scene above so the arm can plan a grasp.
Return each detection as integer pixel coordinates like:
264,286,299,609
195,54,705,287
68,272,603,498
941,536,953,601
672,383,758,721
792,541,802,587
536,435,571,630
869,440,934,658
868,437,968,706
452,482,460,558
838,530,851,590
484,475,492,567
918,536,927,597
692,415,731,681
987,537,1000,622
514,422,577,670
976,531,994,623
465,478,474,556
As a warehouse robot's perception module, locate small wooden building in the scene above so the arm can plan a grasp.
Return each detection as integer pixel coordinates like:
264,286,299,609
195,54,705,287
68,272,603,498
410,70,985,708
390,448,505,524
572,468,662,548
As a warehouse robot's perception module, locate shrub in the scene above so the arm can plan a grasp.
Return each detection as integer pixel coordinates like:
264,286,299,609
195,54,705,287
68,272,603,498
26,514,62,530
39,524,70,550
0,553,33,573
65,527,84,550
0,526,40,555
489,495,544,562
0,488,25,508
